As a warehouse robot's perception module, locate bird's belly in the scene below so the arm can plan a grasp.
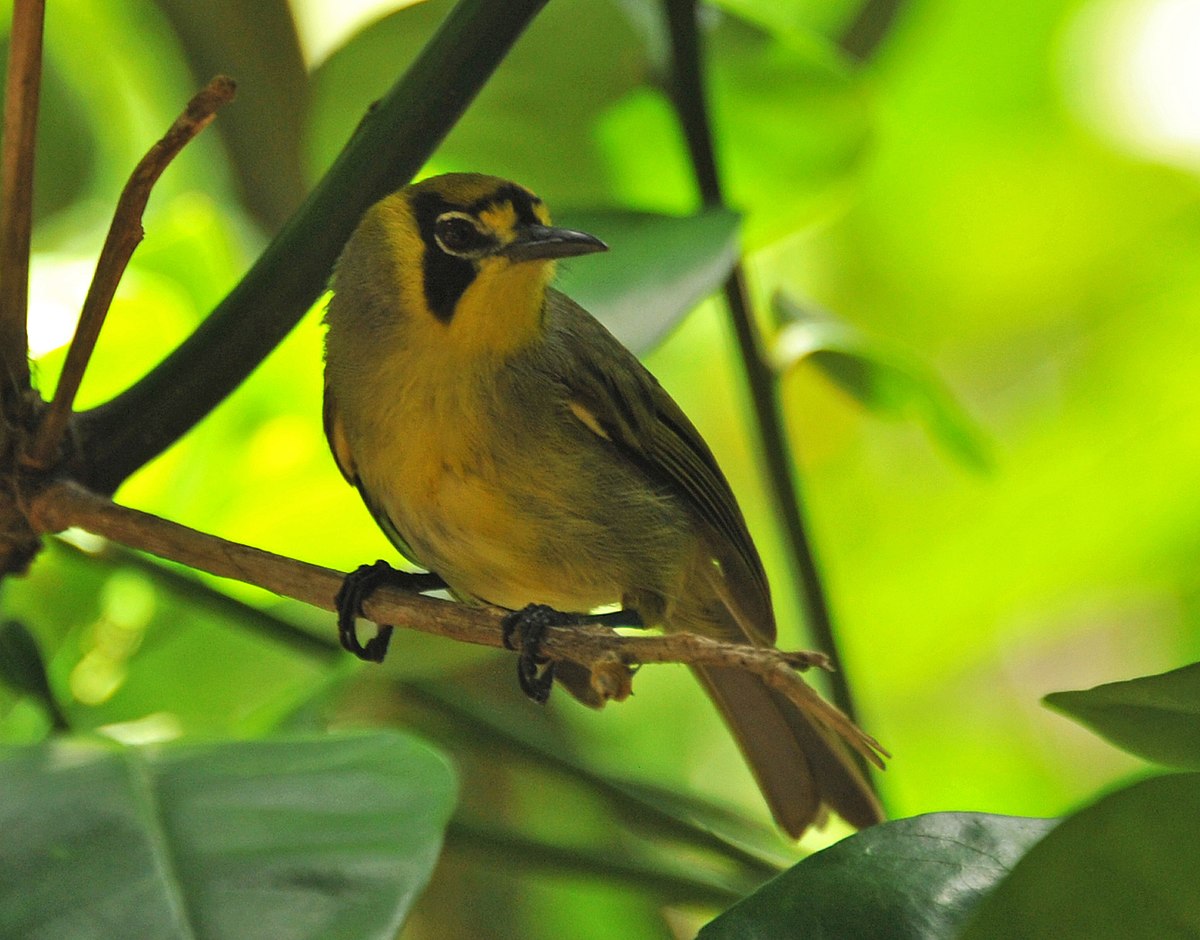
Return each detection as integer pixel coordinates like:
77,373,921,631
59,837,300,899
372,458,621,613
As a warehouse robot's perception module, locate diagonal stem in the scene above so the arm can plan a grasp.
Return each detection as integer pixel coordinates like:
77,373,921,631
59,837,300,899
0,0,46,391
661,0,860,725
23,76,236,472
74,0,550,495
445,818,753,906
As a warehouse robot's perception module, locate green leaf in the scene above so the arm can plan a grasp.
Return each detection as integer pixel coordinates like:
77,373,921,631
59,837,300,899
772,293,992,470
960,773,1200,940
555,207,741,354
0,733,457,940
697,812,1056,939
1044,663,1200,769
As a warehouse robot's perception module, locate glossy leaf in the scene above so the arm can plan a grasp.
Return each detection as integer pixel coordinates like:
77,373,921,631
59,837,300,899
698,812,1056,939
555,207,741,354
1044,663,1200,769
772,293,991,469
0,733,457,940
961,774,1200,939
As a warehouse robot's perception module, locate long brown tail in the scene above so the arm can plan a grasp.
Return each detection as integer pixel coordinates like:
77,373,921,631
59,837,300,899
693,664,883,837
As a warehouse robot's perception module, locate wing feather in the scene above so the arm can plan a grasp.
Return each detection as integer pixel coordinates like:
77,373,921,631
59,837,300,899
545,289,775,642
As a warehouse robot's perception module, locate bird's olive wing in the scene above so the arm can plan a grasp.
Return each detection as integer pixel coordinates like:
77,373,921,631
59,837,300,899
546,290,775,642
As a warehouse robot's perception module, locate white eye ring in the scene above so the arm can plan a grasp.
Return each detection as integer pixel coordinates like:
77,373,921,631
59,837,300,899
433,211,490,257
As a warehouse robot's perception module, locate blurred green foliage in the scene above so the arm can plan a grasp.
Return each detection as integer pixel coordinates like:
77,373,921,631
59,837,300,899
4,0,1200,935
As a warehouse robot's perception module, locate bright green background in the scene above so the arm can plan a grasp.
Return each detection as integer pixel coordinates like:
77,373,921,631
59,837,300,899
5,0,1200,936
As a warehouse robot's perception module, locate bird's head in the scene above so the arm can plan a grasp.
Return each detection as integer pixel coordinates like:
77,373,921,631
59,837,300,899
331,174,606,360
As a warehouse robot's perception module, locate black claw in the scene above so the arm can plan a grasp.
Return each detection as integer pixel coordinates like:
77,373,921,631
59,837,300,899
501,604,583,704
335,560,444,663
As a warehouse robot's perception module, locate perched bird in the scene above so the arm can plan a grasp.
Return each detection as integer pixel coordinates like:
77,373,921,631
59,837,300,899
323,172,884,836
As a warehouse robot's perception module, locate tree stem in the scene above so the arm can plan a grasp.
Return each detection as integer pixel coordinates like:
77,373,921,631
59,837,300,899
0,0,45,391
445,818,752,907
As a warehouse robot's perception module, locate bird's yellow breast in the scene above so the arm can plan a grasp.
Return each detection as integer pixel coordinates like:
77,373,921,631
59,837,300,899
344,346,621,612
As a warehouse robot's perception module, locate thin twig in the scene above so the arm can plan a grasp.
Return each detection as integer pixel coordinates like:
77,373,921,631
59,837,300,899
26,480,887,768
661,0,861,725
22,76,236,472
400,680,791,876
445,818,752,907
0,0,46,390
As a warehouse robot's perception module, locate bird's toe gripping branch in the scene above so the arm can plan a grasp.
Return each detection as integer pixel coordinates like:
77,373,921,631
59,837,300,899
501,603,583,703
335,560,445,663
501,605,647,704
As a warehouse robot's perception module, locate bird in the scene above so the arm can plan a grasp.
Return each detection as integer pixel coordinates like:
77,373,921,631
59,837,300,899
322,172,884,836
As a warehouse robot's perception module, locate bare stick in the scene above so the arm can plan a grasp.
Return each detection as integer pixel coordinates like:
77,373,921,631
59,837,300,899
23,76,237,471
0,0,46,389
26,480,887,767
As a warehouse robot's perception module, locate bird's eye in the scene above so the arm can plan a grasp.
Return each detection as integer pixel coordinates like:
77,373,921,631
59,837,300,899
434,213,487,256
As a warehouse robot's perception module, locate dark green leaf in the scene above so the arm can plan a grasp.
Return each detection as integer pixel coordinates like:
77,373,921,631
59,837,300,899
1044,663,1200,769
961,773,1200,940
698,812,1056,939
0,733,457,940
556,207,740,354
773,293,992,470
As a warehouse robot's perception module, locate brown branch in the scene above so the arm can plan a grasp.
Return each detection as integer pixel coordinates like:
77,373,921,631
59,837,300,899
22,75,237,471
0,0,46,390
25,480,887,767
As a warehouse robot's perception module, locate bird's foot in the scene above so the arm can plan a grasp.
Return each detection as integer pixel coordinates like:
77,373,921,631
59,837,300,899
335,560,446,663
501,604,588,703
501,606,646,702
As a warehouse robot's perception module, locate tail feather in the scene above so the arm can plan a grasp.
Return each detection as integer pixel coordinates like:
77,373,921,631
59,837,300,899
694,664,884,836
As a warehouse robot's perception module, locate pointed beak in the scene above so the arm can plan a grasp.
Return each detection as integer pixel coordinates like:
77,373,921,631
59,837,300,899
500,224,608,262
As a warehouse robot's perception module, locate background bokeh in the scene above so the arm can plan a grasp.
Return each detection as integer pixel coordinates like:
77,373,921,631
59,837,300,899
4,0,1200,935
